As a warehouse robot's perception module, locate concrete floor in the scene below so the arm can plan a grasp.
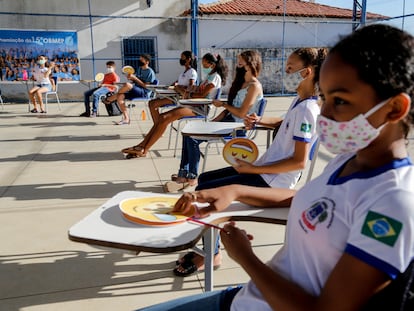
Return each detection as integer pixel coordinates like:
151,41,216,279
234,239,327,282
2,97,409,310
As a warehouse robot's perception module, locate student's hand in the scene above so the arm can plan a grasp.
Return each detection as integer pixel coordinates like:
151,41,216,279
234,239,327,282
172,186,238,218
244,113,260,130
233,159,255,174
220,221,254,263
212,100,224,108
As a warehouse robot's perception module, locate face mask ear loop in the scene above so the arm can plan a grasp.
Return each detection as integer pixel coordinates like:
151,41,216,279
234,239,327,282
364,98,390,118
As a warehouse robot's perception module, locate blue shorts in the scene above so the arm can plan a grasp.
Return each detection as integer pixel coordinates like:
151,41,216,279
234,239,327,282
124,85,148,99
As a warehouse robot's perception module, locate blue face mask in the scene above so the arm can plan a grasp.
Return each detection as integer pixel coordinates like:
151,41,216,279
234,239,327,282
201,66,212,79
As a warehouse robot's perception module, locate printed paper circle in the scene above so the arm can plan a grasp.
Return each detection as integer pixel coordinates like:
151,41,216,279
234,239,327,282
122,65,135,75
222,138,258,166
95,72,104,82
119,197,190,226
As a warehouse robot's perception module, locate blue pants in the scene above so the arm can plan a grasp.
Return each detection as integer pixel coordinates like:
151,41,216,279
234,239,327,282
197,166,270,190
84,86,110,113
137,287,241,311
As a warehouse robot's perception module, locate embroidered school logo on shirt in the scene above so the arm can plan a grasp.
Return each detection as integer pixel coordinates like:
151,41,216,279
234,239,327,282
300,123,312,133
361,211,402,247
299,198,335,232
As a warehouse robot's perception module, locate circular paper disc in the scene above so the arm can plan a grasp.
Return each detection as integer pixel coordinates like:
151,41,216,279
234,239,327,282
119,197,190,226
122,65,135,75
95,72,104,82
222,137,258,166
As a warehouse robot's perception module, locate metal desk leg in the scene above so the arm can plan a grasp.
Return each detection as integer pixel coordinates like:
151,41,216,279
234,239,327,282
204,227,215,291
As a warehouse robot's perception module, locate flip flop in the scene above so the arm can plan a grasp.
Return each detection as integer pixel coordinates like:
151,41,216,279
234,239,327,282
173,258,199,277
122,145,144,153
175,251,195,266
163,181,190,193
115,120,130,125
173,253,221,277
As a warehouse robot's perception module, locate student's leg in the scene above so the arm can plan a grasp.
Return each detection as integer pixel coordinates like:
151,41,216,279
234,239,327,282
137,107,196,155
197,167,239,189
197,172,270,190
83,87,96,115
35,87,49,112
29,86,40,111
91,87,109,114
148,97,173,122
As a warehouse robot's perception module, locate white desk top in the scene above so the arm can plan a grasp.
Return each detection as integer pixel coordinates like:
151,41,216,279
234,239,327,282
179,99,212,105
181,121,245,137
68,191,289,253
155,89,178,95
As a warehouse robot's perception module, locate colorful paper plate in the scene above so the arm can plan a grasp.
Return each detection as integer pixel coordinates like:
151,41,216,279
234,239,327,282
94,72,104,82
122,65,135,75
222,137,258,166
119,197,192,226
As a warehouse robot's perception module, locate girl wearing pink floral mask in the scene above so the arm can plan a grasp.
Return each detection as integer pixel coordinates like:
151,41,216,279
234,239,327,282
140,24,414,311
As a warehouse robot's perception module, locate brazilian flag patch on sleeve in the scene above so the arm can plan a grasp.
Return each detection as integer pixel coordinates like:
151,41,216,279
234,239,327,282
300,123,312,133
361,211,403,247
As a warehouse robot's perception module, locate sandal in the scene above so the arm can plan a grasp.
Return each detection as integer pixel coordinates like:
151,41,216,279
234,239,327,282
173,259,198,277
164,181,191,193
173,252,221,277
115,119,130,125
30,108,38,113
122,145,143,153
175,251,195,266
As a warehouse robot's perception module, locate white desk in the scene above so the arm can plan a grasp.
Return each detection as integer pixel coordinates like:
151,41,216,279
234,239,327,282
181,121,245,138
178,99,213,121
68,190,289,291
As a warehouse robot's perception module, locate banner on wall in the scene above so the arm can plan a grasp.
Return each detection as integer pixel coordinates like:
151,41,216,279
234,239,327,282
0,29,80,81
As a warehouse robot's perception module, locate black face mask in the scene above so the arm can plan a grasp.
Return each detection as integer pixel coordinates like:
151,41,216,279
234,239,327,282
179,59,186,66
138,60,145,67
236,66,247,76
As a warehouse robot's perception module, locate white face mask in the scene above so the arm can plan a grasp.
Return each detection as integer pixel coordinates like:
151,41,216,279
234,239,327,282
284,68,306,92
106,67,114,73
316,99,389,154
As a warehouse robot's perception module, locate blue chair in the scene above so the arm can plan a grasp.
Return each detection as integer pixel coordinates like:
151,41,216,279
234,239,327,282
127,79,159,120
169,88,222,157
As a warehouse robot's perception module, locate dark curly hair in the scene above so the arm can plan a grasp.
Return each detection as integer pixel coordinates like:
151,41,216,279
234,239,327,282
330,24,414,137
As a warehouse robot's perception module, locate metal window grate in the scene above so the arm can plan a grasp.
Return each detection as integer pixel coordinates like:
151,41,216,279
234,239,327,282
122,36,158,73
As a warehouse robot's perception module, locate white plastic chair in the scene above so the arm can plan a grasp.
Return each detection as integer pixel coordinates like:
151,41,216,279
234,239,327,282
44,76,61,112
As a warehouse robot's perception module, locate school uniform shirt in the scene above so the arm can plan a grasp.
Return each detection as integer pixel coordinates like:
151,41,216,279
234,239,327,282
231,154,414,311
202,72,222,99
135,67,156,96
102,72,120,92
255,96,320,188
177,68,197,86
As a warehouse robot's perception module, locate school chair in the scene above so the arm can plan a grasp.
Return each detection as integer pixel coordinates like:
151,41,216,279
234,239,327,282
169,88,222,157
127,79,159,120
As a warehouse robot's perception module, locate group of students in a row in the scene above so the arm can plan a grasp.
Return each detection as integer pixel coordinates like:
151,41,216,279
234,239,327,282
137,24,414,311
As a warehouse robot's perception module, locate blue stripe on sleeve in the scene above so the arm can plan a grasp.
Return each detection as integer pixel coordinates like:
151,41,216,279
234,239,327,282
345,244,399,279
293,135,311,143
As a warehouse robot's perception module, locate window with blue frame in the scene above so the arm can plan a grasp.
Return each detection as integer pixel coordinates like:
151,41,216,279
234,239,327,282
122,36,158,73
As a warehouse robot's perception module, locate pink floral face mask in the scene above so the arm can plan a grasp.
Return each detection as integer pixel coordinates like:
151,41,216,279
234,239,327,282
316,99,389,154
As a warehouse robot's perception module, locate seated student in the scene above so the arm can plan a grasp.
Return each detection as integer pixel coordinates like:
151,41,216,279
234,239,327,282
140,24,414,311
149,50,197,123
70,68,80,81
165,50,264,193
80,61,120,118
28,55,54,113
171,48,325,277
104,54,156,125
121,53,227,157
